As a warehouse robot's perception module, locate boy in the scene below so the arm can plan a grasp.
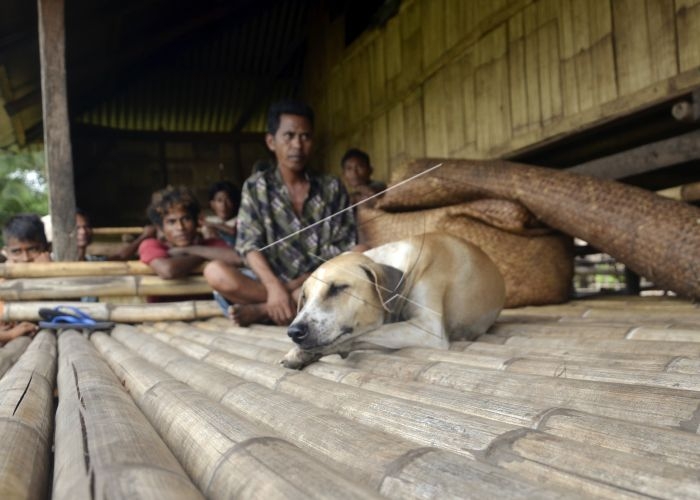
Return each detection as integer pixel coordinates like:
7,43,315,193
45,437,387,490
139,186,241,280
341,148,386,207
0,214,51,343
200,181,240,246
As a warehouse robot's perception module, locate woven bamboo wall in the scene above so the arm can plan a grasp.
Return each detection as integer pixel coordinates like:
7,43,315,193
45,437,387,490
303,0,700,181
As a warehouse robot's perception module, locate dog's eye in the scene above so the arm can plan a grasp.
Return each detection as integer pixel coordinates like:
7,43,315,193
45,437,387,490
327,283,349,298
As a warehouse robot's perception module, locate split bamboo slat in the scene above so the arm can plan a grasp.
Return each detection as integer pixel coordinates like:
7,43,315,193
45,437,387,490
0,331,56,500
0,275,212,300
0,300,222,322
89,331,381,500
142,322,700,498
53,330,203,500
0,336,31,378
118,325,573,498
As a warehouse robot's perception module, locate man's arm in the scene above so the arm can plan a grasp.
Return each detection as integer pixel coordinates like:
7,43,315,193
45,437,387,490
168,245,242,266
148,255,204,280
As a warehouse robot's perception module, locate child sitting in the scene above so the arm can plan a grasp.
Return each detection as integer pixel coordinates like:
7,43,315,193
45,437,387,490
0,214,51,344
200,181,240,246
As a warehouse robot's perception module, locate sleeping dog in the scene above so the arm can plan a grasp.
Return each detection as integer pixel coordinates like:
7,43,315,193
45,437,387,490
282,232,505,369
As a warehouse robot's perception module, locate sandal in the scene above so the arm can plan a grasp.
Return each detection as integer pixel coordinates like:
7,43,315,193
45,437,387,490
38,306,115,331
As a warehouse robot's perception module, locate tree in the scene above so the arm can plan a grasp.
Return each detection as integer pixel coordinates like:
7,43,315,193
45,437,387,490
0,150,49,246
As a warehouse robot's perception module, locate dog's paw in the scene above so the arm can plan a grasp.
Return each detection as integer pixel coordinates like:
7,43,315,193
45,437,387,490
280,347,320,370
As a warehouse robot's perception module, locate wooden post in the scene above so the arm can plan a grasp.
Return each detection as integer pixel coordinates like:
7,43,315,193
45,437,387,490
38,0,78,261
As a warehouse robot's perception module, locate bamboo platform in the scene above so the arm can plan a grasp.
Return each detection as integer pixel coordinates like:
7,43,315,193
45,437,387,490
0,296,698,499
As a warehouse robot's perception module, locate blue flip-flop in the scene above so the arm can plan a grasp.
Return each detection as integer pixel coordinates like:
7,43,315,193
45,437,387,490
212,291,232,316
38,306,115,331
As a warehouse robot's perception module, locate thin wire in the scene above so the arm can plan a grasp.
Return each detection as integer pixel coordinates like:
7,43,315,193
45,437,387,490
257,162,444,252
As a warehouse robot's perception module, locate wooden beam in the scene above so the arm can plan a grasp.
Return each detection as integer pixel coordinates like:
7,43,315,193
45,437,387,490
568,129,700,179
38,0,77,261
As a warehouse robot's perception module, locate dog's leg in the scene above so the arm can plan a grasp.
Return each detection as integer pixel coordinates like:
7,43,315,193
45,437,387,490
280,345,322,370
337,320,449,352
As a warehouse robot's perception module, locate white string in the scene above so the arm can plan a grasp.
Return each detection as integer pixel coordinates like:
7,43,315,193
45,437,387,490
257,162,444,252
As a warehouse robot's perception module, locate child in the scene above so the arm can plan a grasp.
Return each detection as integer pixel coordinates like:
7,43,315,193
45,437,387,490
0,214,51,344
200,181,240,246
139,186,241,280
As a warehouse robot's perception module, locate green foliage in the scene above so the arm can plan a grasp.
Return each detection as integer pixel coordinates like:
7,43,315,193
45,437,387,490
0,150,48,246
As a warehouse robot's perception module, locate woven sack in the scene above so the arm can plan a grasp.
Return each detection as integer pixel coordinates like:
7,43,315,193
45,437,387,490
357,205,574,307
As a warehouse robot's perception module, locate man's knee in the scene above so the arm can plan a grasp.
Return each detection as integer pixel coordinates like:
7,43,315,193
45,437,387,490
203,260,236,291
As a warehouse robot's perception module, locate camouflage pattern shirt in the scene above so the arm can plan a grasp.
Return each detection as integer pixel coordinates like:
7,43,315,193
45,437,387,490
235,166,357,282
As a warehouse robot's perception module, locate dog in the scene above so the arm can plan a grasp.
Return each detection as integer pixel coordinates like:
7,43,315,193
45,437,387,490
282,232,506,369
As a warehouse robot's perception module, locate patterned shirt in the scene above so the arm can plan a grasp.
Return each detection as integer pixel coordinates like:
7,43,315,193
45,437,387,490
236,166,357,281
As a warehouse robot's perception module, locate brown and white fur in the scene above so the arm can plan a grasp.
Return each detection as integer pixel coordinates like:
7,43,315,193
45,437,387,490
282,232,505,369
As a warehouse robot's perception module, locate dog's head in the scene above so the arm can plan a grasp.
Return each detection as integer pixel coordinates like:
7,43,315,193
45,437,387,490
287,252,402,353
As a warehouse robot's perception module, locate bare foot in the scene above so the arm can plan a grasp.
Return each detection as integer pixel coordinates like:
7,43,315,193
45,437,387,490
228,304,270,327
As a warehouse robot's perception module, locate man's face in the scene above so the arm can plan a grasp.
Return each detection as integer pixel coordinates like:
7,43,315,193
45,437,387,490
2,237,48,263
266,114,313,173
342,156,372,188
76,214,93,249
161,205,198,247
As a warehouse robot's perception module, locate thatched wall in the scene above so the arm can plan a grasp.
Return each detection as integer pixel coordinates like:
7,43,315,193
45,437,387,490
304,0,700,180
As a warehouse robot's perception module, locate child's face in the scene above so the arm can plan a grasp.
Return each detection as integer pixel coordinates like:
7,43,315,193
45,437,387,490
161,205,198,247
2,237,48,263
76,214,93,249
210,191,236,220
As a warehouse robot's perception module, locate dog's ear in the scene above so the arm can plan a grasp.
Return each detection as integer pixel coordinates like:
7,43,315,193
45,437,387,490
360,263,403,312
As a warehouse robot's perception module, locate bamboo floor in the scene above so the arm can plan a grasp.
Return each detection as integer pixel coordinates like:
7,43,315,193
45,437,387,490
1,295,699,499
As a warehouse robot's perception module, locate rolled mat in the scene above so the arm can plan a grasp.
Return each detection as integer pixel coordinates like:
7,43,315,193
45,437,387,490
376,159,700,300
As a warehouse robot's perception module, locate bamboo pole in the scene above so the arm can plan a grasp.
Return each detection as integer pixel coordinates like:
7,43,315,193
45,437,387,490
148,326,520,456
53,331,204,500
90,331,380,500
318,351,700,430
0,261,155,279
499,336,700,357
0,332,56,499
118,326,568,499
149,324,700,498
0,300,222,322
92,227,145,235
0,275,212,300
0,336,31,379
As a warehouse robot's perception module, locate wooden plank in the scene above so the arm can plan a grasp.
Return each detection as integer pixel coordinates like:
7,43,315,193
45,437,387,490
0,337,31,379
676,0,700,72
387,102,406,167
383,16,402,96
537,20,562,123
370,112,389,183
569,128,700,178
53,331,203,499
508,12,530,132
399,1,423,88
442,57,466,155
421,0,446,71
423,70,449,157
403,90,425,158
368,37,386,108
38,0,77,261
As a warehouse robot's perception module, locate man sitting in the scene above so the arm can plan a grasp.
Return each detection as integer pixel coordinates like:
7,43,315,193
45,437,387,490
204,100,359,326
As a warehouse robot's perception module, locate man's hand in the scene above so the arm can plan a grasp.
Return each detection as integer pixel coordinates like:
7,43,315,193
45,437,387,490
265,281,296,325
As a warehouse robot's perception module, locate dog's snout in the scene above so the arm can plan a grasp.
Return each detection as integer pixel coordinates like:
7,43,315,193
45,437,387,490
288,323,309,343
